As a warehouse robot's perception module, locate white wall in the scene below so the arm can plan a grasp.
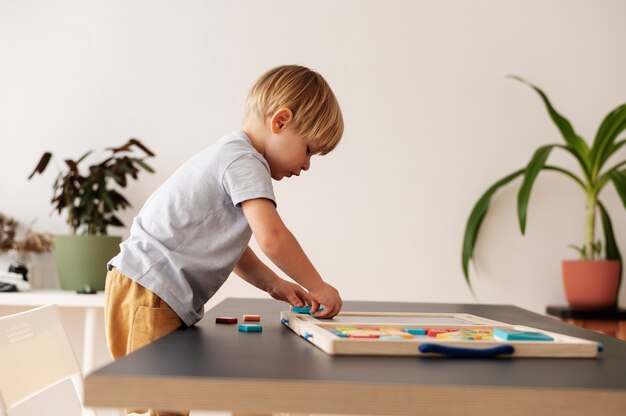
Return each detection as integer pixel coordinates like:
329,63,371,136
1,0,626,366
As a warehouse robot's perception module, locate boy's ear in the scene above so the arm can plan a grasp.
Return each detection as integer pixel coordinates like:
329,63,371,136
270,108,293,134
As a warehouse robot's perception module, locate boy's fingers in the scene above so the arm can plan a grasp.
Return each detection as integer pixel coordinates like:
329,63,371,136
290,287,308,307
313,310,328,318
310,300,320,314
300,289,314,305
314,301,335,318
314,299,342,318
297,295,309,307
289,293,304,307
314,305,334,318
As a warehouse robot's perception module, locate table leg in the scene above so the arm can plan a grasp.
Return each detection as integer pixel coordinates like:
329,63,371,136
83,307,99,416
83,307,98,374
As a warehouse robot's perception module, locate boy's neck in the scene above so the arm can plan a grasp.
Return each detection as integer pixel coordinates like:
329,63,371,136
242,122,267,157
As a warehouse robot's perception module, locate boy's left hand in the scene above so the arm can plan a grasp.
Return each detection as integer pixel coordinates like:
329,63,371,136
267,278,312,308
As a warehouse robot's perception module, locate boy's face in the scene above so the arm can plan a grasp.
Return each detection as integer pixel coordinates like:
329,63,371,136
265,128,318,181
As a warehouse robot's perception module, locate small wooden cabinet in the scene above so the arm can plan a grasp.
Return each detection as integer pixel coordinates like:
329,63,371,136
547,305,626,341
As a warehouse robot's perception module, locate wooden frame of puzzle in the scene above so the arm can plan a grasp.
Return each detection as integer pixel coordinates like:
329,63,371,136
280,311,600,358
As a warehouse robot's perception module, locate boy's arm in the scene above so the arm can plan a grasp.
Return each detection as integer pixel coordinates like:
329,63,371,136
233,246,312,308
240,198,343,318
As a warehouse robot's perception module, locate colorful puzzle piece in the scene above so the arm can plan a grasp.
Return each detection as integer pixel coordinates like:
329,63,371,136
238,324,263,332
328,327,411,339
493,328,553,341
336,327,358,332
348,333,380,339
436,330,493,341
403,328,427,336
215,317,238,324
327,328,349,337
321,326,512,342
426,328,457,337
243,314,261,322
380,335,408,341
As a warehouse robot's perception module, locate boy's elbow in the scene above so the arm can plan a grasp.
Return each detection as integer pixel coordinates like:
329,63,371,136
256,227,287,259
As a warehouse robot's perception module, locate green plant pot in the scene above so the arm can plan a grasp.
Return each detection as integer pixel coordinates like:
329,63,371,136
53,235,122,292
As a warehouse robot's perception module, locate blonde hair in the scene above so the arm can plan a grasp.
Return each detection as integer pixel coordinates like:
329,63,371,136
245,65,344,155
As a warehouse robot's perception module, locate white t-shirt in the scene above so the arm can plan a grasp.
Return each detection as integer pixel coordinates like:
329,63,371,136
109,130,275,326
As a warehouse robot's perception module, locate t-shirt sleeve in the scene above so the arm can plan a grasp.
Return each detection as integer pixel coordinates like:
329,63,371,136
222,154,276,207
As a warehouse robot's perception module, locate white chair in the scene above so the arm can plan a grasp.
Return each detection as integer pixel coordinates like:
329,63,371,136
0,304,95,416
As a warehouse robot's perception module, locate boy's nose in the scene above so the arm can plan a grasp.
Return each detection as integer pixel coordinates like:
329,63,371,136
302,156,311,171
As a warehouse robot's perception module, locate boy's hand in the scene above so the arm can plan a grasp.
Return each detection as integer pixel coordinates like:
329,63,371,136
266,278,312,308
308,282,342,319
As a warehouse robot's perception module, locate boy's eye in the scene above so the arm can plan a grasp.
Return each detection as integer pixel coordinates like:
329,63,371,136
306,146,311,155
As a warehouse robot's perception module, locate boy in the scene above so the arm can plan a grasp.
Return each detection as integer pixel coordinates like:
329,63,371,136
104,65,344,416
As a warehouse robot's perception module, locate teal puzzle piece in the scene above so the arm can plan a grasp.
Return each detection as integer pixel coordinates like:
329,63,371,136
493,328,553,341
238,324,263,333
403,328,427,335
291,306,325,314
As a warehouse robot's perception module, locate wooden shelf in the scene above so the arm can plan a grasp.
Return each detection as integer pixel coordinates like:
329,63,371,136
546,305,626,341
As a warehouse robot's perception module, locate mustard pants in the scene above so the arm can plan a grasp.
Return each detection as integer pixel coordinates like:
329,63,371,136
104,267,189,416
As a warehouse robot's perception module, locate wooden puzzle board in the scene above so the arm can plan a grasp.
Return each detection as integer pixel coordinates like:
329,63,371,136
280,311,600,358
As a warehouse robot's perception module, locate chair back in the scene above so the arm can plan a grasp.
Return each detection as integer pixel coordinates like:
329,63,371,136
0,304,82,413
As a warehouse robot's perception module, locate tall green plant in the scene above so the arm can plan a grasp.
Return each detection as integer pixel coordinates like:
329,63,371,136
462,76,626,293
28,138,155,235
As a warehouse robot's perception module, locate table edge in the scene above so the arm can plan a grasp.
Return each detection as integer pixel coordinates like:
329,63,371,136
85,374,626,415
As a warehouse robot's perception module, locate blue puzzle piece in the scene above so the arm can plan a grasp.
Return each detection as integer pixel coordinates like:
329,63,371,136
493,328,553,341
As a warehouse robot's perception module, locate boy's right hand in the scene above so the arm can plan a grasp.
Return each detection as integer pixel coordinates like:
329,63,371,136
308,282,342,319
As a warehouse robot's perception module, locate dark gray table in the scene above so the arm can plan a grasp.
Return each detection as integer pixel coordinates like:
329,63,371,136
85,298,626,415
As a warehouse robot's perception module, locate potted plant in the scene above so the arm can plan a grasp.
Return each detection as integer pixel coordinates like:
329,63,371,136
28,138,155,292
462,76,626,309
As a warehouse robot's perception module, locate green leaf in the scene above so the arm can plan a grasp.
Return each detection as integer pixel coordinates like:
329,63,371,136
542,165,586,189
610,169,626,209
132,158,155,173
101,189,115,211
462,169,525,287
75,150,93,165
517,145,553,234
106,215,124,227
518,156,589,234
111,166,127,187
591,104,626,176
108,190,131,209
509,75,590,170
567,244,586,259
598,202,622,297
104,168,123,184
608,138,626,159
594,160,626,194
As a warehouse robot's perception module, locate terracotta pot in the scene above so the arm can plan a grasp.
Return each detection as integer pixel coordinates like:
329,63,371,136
562,260,620,309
